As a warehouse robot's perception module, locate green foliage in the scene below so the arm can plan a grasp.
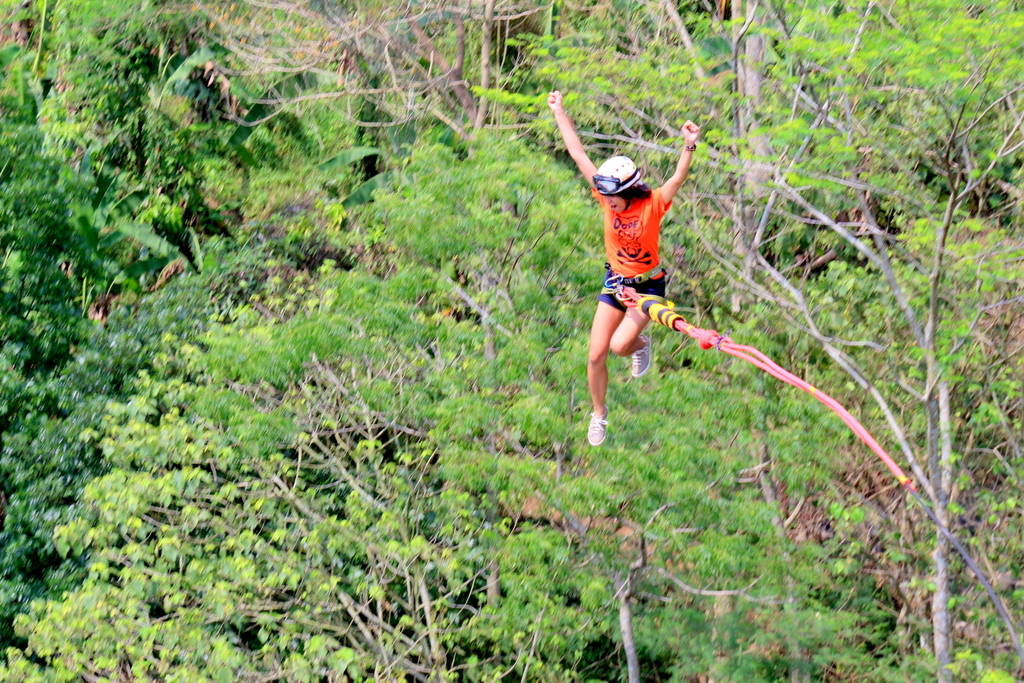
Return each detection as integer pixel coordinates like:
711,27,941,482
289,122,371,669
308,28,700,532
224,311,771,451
2,0,1024,679
0,240,279,652
0,123,91,373
35,0,223,262
0,45,40,123
3,137,897,681
71,165,192,294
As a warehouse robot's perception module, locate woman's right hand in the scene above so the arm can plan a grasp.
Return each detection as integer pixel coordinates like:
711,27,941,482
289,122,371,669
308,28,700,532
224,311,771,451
547,90,564,114
546,89,598,181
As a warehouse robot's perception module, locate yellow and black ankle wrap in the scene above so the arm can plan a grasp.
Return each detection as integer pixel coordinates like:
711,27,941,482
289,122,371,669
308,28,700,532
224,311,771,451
636,294,689,333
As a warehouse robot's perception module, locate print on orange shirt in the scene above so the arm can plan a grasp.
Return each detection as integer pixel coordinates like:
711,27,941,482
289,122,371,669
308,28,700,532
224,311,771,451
591,186,672,277
612,213,651,267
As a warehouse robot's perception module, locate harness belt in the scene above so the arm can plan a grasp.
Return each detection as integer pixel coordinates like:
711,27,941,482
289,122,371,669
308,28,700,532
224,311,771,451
602,263,666,296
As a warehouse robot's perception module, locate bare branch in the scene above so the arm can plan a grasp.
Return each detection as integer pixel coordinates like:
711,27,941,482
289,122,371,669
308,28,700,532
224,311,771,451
656,568,779,603
658,0,707,79
442,273,515,338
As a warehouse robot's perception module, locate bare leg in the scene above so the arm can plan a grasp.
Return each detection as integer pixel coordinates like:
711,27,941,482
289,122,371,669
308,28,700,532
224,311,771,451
588,302,625,416
610,306,651,357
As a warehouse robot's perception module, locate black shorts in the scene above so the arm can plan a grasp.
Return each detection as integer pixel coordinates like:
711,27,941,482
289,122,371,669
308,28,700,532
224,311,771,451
598,269,667,312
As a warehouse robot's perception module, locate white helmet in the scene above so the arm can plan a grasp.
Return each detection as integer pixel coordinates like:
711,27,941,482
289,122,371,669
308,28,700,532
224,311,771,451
594,156,641,195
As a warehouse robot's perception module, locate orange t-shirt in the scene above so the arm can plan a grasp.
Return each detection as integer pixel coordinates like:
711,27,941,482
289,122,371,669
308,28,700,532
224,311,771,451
591,186,672,277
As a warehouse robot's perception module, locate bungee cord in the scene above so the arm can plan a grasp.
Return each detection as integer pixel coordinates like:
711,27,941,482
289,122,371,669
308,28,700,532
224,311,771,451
618,287,1024,670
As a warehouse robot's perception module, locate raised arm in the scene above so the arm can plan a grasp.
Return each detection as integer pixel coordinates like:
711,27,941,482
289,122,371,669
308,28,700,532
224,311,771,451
547,90,599,186
660,120,701,203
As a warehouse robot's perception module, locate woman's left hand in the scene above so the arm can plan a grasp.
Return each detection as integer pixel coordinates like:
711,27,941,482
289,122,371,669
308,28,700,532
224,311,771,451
682,120,701,145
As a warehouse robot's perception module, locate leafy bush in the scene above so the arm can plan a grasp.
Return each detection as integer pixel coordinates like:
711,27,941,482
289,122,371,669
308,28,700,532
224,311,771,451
0,123,92,375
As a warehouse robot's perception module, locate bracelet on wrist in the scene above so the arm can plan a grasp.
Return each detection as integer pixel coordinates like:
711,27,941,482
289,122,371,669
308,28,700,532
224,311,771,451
684,143,697,152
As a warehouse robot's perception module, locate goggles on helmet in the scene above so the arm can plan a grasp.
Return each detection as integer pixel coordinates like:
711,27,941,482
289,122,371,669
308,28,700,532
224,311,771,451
593,169,641,196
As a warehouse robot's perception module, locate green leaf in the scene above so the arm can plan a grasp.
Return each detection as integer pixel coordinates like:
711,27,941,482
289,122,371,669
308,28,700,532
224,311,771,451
102,222,177,257
234,145,257,167
163,46,215,92
317,147,379,173
104,189,147,226
0,45,22,71
91,169,117,210
227,72,323,148
227,118,265,150
342,172,391,208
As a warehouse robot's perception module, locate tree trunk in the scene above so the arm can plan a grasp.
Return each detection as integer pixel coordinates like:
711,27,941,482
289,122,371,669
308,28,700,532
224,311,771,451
661,0,707,79
417,572,447,678
408,13,477,124
925,190,955,681
486,559,500,606
707,594,733,683
11,0,33,47
473,0,496,131
731,0,768,312
617,576,640,683
757,439,811,683
932,380,954,682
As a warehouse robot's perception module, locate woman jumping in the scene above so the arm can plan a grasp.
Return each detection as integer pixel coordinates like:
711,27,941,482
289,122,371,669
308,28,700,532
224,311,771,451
547,90,700,446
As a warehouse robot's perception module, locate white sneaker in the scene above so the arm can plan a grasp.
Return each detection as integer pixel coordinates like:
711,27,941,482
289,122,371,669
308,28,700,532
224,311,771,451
588,408,608,446
631,335,652,378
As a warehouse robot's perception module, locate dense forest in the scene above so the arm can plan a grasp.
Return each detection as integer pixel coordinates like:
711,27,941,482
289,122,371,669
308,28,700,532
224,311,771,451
1,0,1023,680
